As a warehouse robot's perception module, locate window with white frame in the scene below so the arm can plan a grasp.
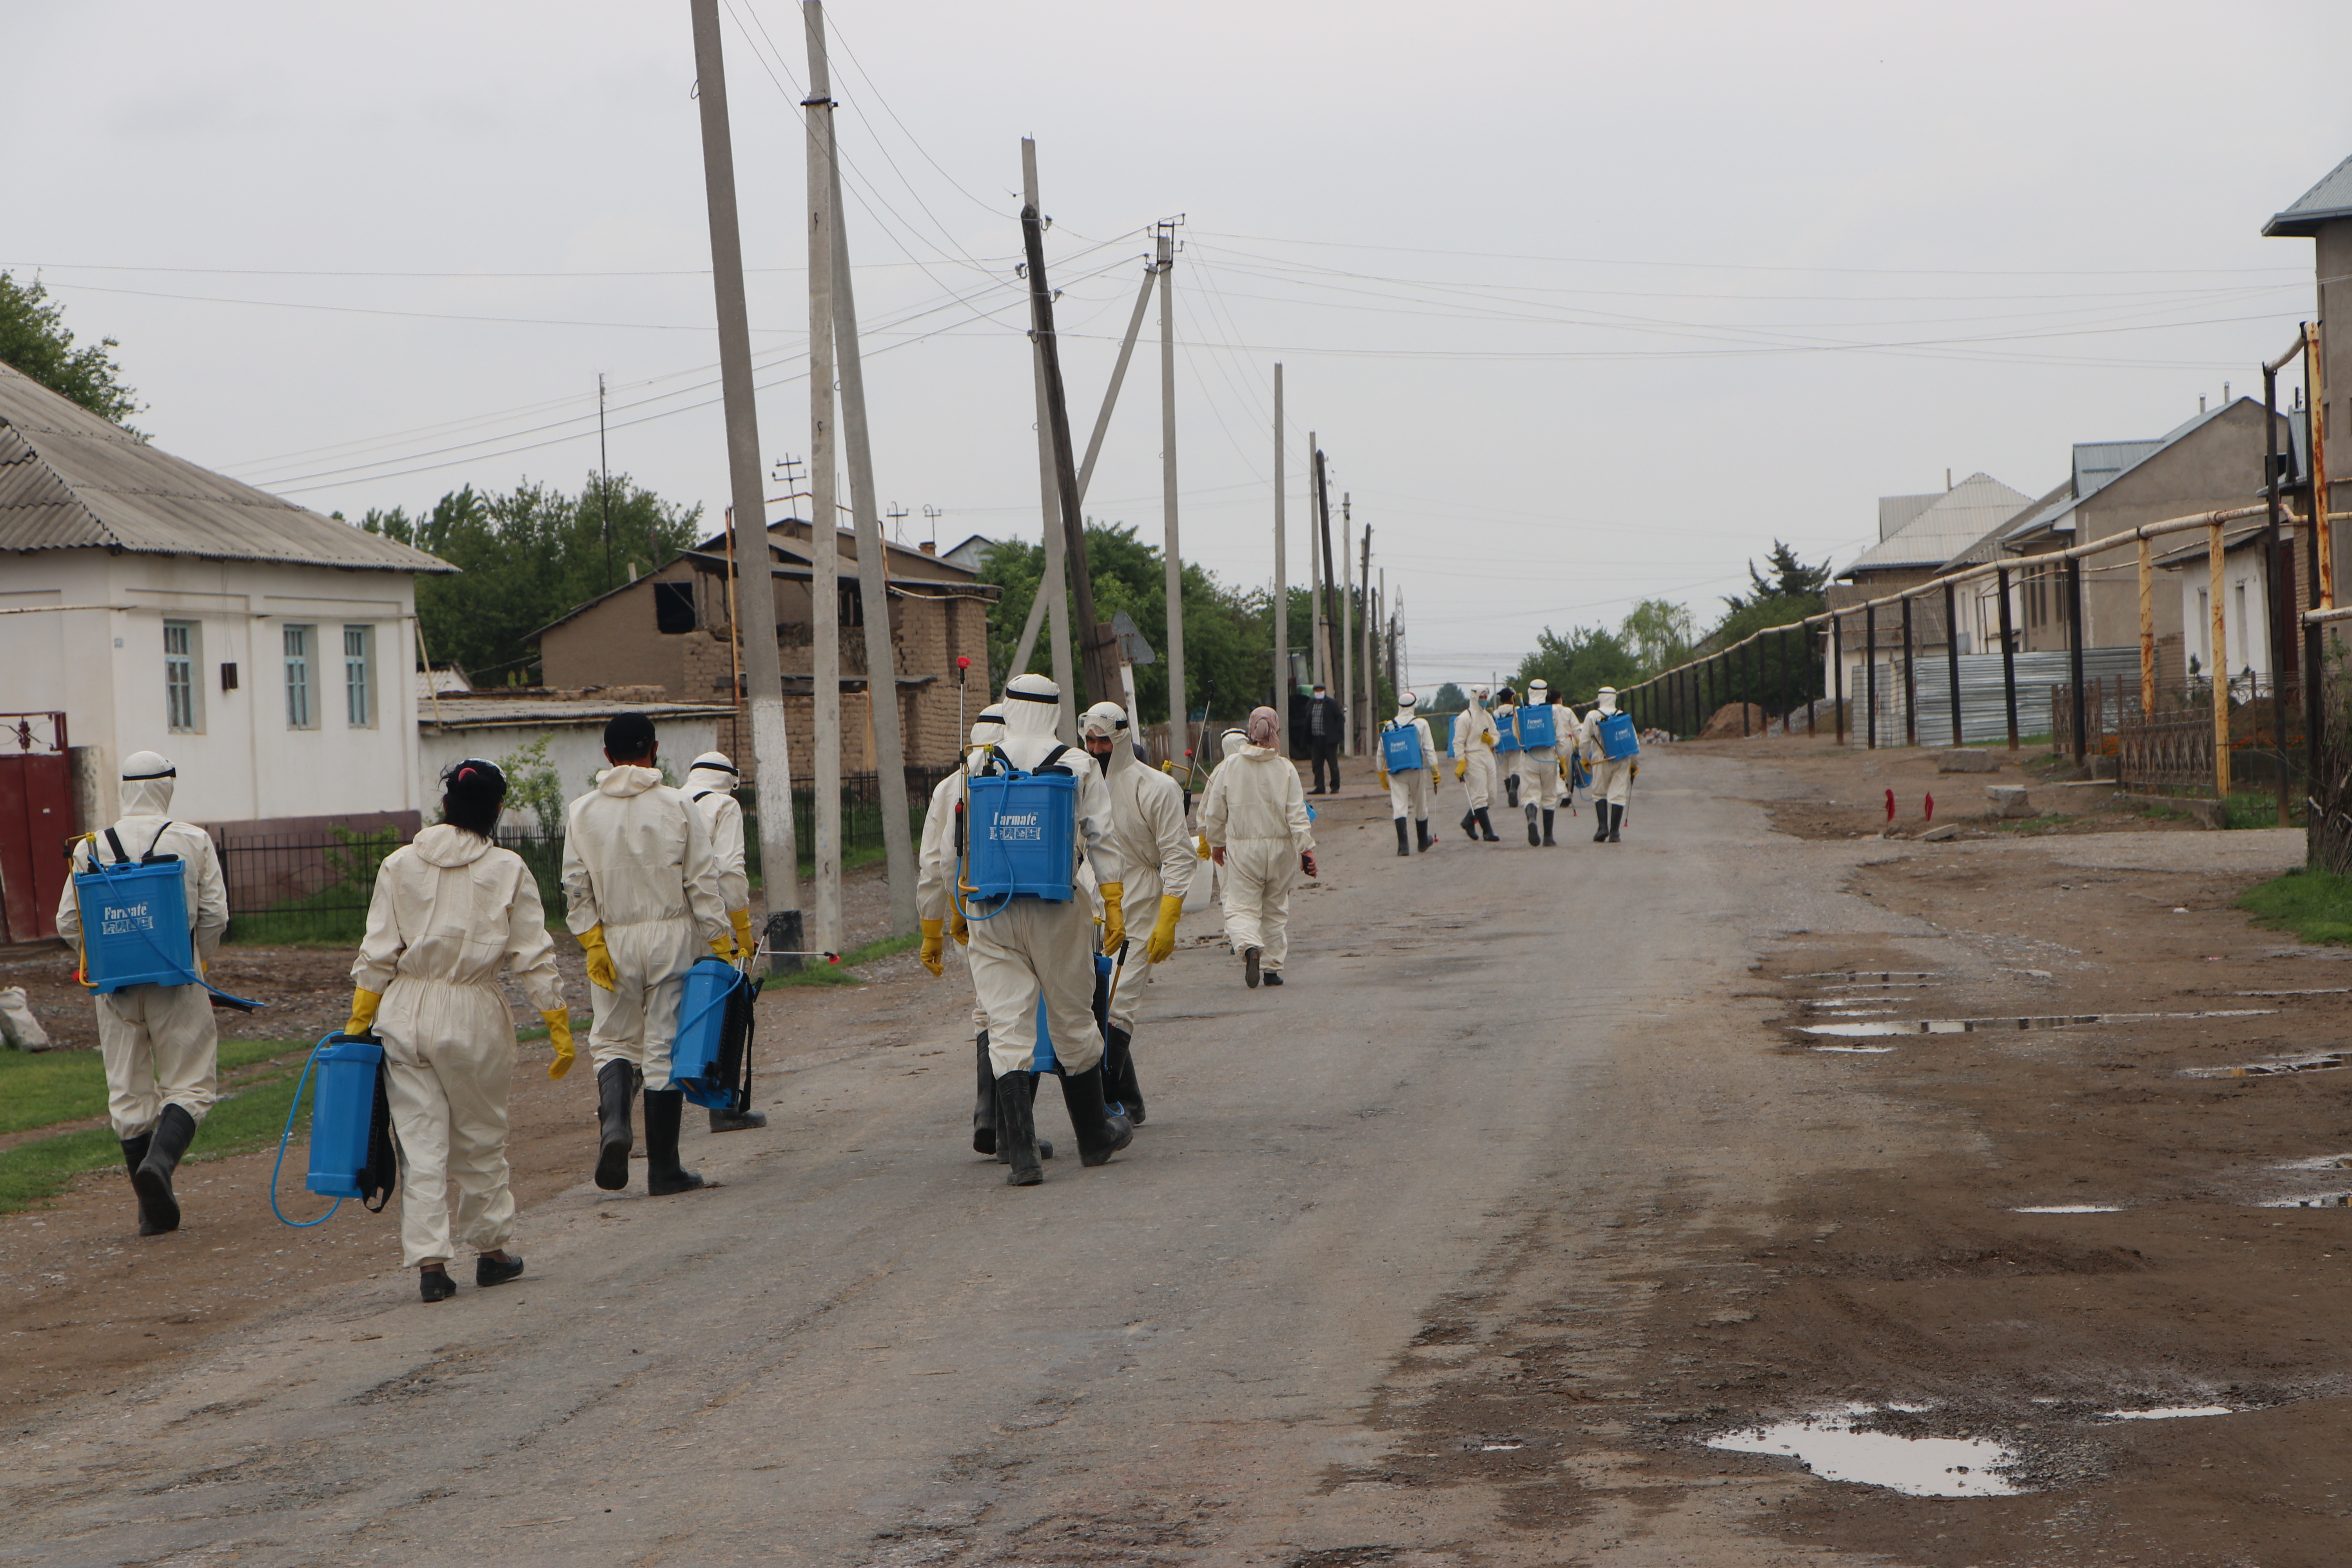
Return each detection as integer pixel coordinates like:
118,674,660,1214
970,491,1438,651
164,621,201,733
344,624,375,728
284,624,316,730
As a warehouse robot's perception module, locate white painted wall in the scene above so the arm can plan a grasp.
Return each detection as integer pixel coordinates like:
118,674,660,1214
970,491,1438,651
416,716,721,833
2173,550,2273,686
0,550,420,825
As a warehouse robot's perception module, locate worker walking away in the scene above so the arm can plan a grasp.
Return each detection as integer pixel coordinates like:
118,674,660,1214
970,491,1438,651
562,713,732,1197
684,751,765,1134
917,706,1050,1163
349,760,565,1302
1376,691,1441,857
960,673,1131,1186
1493,687,1523,809
1201,706,1316,988
54,751,227,1236
1079,702,1190,1124
1301,682,1344,795
1513,678,1566,847
1203,726,1250,913
1451,686,1503,843
1579,686,1641,843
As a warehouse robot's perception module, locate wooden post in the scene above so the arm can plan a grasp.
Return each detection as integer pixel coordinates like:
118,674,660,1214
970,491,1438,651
2211,520,2232,802
1865,603,1878,749
2067,554,2088,766
1019,198,1115,711
1998,564,2020,750
1832,613,1846,746
1157,228,1186,763
1020,142,1075,739
1901,594,1916,746
2312,321,2333,612
2137,533,2156,721
1272,367,1287,728
1945,580,1963,748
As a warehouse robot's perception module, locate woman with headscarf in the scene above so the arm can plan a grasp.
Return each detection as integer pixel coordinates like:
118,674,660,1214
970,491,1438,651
1199,707,1316,988
348,760,568,1301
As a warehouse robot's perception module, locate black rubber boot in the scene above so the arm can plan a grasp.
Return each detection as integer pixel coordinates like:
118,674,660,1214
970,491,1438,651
643,1089,707,1195
1261,969,1285,986
1105,1025,1145,1124
1593,804,1611,842
1393,817,1410,857
993,1073,1054,1163
1416,818,1433,853
475,1252,525,1287
971,1031,998,1154
1607,802,1624,843
120,1132,166,1236
1459,809,1477,838
1525,803,1541,846
594,1060,634,1191
1505,774,1520,809
995,1070,1044,1185
708,1103,767,1132
1475,807,1501,842
1542,809,1556,846
133,1104,196,1235
1058,1064,1134,1167
1244,945,1263,988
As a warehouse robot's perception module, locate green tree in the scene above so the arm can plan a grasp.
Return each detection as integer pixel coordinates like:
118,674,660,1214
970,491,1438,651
1430,681,1467,712
1619,599,1695,677
1721,539,1831,615
0,272,143,430
362,473,701,683
1513,625,1640,700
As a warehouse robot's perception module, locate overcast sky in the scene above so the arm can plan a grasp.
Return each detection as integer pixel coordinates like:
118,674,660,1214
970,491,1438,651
10,1,2349,691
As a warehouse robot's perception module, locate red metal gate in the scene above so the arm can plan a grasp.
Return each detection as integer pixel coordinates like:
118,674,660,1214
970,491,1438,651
0,713,74,944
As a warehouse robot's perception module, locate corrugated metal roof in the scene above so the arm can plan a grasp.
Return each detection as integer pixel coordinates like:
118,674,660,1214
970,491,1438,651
1946,477,2070,568
421,696,737,731
0,362,453,574
1844,473,2034,573
2264,152,2352,239
1878,493,1939,542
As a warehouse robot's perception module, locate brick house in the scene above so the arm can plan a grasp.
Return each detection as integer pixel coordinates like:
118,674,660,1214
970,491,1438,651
528,519,1001,782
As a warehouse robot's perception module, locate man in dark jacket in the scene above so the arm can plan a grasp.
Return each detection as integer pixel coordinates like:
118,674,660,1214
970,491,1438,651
1301,684,1345,794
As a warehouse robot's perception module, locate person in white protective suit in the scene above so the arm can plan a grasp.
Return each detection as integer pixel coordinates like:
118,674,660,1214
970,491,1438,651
956,673,1132,1186
1198,726,1250,911
1451,686,1503,844
348,760,567,1302
53,751,227,1236
1377,691,1442,857
683,751,766,1134
1514,678,1567,848
561,713,732,1197
917,706,1053,1166
1078,701,1191,1124
1200,706,1316,988
1579,686,1637,843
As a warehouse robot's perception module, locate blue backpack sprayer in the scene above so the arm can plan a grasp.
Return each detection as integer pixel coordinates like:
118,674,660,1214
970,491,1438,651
270,1032,399,1227
671,953,762,1112
1379,720,1425,774
71,825,259,1010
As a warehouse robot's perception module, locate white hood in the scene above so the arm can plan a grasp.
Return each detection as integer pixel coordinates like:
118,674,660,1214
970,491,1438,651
595,764,664,798
686,764,737,796
410,821,494,869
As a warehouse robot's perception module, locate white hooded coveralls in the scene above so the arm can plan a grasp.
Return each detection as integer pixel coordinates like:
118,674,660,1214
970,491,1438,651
1579,701,1635,806
916,719,1005,1033
684,762,751,917
1452,697,1499,811
560,767,730,1089
353,825,564,1269
1200,744,1314,971
1512,688,1565,811
54,771,228,1140
1381,709,1439,824
1087,725,1192,1034
965,686,1126,1077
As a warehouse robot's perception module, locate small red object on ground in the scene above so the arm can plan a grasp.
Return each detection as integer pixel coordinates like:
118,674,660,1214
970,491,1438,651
1885,789,1895,822
1925,792,1935,822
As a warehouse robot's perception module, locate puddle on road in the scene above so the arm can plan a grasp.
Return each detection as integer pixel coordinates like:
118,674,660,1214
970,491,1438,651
1704,1407,2022,1497
2275,1154,2352,1171
1800,1009,2274,1039
2185,1053,2347,1079
2259,1192,2351,1209
2102,1405,2235,1421
1796,972,1946,984
1813,1045,1898,1054
2013,1204,2126,1214
2235,988,2352,998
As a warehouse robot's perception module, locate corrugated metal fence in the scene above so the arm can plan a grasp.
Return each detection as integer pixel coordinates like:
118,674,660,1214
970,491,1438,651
1867,648,2143,747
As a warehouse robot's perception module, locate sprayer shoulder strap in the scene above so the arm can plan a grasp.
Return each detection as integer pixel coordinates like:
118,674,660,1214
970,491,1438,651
103,828,131,867
1038,744,1073,774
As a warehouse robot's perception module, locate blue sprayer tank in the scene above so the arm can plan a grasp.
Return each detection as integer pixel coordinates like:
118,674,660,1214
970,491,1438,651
672,956,752,1109
964,765,1079,902
1031,952,1114,1073
1379,722,1424,773
1517,703,1558,750
1492,711,1522,753
307,1035,384,1198
1597,710,1641,760
73,858,197,993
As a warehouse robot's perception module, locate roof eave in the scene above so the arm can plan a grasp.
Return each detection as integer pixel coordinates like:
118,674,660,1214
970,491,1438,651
2263,208,2352,239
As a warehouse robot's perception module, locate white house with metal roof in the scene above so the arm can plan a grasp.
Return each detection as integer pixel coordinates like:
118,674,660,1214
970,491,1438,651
0,360,453,840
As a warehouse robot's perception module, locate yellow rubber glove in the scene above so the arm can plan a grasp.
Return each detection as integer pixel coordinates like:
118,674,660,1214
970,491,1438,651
728,907,753,959
919,917,945,977
949,906,969,946
1100,881,1127,953
1196,833,1211,859
1377,768,1390,789
543,1009,575,1080
1482,730,1498,747
1145,893,1183,964
1631,760,1641,780
1454,758,1467,781
345,987,381,1038
709,934,736,960
1430,769,1441,790
579,925,616,991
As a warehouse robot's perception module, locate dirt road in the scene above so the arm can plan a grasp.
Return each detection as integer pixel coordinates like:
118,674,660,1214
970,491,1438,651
2,740,2344,1566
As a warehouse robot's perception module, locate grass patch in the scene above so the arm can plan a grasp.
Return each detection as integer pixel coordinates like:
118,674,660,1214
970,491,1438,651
0,1036,315,1138
764,930,923,988
2238,867,2352,946
1990,812,2078,833
2225,791,2297,831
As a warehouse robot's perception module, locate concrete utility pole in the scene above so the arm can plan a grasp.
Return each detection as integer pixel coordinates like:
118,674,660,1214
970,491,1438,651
1018,193,1116,710
1339,494,1354,755
1306,444,1325,692
687,0,800,968
810,0,915,934
1360,523,1374,734
1158,220,1186,751
1272,366,1287,727
1312,445,1338,701
802,7,844,955
1020,140,1076,739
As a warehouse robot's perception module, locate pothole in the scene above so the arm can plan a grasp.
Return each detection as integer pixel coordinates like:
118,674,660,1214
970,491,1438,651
2101,1405,2235,1420
2013,1204,2126,1214
2274,1154,2352,1171
1813,1045,1897,1054
1799,1008,2272,1038
1795,972,1946,983
2183,1052,2347,1079
1704,1406,2022,1497
2258,1192,2350,1209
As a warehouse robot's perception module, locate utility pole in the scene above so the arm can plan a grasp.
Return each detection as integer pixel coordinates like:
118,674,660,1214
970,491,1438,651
1306,440,1325,692
1339,494,1354,755
801,5,844,954
1018,189,1115,711
1273,366,1287,727
886,503,907,546
1313,446,1338,701
1158,218,1186,750
688,0,799,968
1360,523,1374,731
1020,140,1076,739
809,1,914,934
922,503,942,551
597,372,613,587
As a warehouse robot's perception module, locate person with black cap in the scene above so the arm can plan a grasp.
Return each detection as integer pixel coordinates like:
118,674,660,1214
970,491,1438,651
54,750,227,1237
1301,682,1344,794
684,750,764,1133
349,760,566,1301
561,713,731,1196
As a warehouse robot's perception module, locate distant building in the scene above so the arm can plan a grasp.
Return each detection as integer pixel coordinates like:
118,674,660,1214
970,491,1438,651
1824,473,2032,699
415,690,735,828
940,533,1003,575
2265,151,2352,598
